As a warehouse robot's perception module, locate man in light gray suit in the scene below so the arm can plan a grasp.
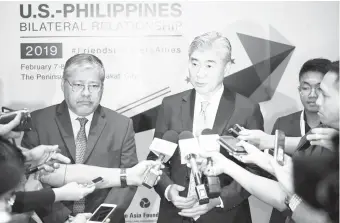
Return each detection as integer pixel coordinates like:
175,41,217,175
22,54,138,223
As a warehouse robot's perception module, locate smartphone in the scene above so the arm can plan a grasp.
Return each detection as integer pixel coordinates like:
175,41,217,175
92,177,103,184
274,130,285,166
87,203,117,223
218,136,247,155
86,177,104,187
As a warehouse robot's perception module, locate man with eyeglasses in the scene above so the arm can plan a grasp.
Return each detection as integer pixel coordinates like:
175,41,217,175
21,54,138,223
237,58,339,223
238,58,337,154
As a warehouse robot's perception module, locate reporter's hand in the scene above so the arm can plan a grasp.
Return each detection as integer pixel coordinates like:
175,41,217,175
67,213,92,223
126,160,164,186
53,182,95,202
23,145,71,174
69,213,110,223
0,112,22,139
270,156,294,197
306,128,339,151
234,140,269,164
167,184,197,209
24,145,71,164
199,151,230,176
238,129,274,150
25,174,43,191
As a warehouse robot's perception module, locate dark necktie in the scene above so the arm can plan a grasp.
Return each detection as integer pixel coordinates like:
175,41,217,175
72,117,88,215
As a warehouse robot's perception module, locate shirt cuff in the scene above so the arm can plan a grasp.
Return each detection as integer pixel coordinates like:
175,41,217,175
164,185,172,201
216,197,224,208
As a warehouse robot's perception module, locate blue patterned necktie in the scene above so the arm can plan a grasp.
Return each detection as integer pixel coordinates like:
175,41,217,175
72,117,88,215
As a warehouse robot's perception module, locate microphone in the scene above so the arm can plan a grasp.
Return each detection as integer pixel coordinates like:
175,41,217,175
199,129,221,198
179,131,209,205
142,130,179,189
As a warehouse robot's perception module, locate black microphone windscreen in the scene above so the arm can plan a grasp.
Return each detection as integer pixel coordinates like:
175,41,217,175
162,130,179,143
201,128,218,135
179,131,194,140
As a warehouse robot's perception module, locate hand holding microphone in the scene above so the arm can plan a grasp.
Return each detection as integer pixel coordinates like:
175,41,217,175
179,131,209,205
199,129,221,198
143,130,178,188
0,111,22,139
24,145,71,175
128,160,164,186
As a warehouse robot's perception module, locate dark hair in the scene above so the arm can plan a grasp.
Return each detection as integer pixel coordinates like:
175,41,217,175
0,137,25,195
299,58,332,80
327,60,339,83
0,137,25,164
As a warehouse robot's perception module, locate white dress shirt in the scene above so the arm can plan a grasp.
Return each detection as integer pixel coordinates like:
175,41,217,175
68,109,94,140
192,85,224,135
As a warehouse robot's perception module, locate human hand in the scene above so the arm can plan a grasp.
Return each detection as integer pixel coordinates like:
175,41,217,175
0,112,22,139
167,184,197,209
53,182,95,202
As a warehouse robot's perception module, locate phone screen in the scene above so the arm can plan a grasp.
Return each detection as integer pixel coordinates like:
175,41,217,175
219,136,247,154
92,177,103,184
89,206,115,222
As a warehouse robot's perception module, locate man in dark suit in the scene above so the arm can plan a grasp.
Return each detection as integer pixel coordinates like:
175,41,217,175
21,54,138,223
272,58,331,148
148,32,264,223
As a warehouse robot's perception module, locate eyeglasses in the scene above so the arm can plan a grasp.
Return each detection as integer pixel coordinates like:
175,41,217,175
298,85,321,96
64,79,102,93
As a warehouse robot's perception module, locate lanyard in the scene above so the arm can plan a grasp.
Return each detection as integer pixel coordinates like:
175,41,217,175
300,110,305,136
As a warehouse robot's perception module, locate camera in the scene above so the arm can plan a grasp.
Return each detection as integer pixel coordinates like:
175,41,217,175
0,107,33,132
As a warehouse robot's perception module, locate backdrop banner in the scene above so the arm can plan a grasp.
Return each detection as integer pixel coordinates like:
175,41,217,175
0,2,338,223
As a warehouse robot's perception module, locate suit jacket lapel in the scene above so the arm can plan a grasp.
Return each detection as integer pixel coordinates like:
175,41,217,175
295,134,310,152
83,105,107,163
180,90,195,194
55,101,77,162
295,123,327,153
181,90,195,132
294,111,303,136
213,87,236,135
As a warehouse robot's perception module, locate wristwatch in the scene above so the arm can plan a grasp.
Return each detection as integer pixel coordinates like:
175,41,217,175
120,168,127,188
285,194,302,213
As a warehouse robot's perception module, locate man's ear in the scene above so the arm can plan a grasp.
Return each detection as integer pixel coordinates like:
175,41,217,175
223,61,232,77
